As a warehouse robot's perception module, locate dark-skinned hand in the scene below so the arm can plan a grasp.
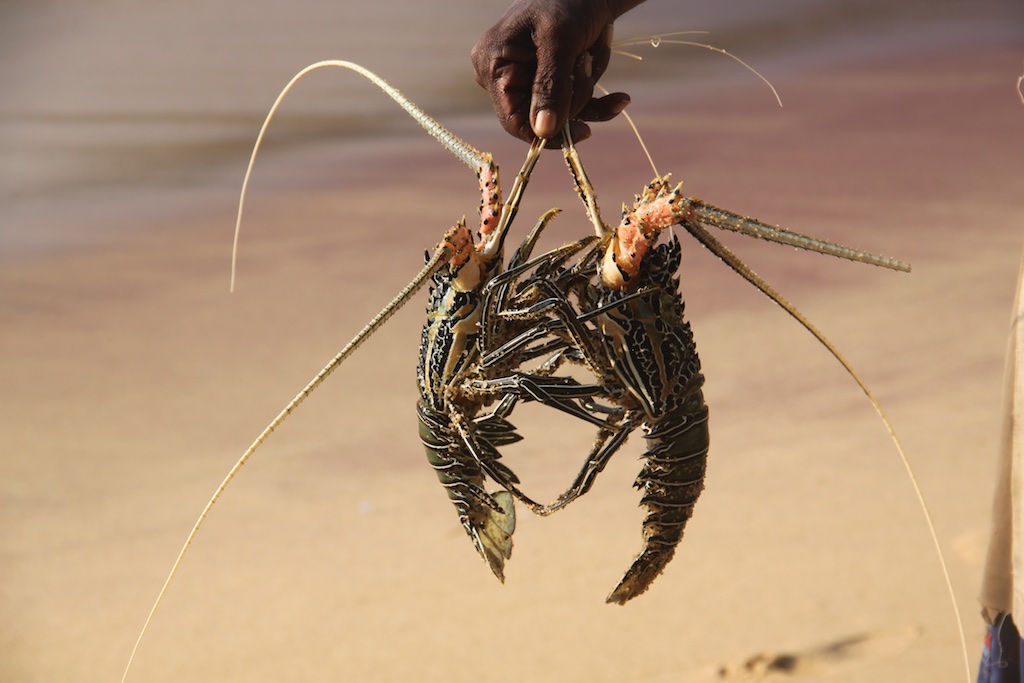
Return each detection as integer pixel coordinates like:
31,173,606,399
471,0,646,144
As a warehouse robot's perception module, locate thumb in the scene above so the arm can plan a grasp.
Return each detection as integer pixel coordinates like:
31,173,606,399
529,39,579,139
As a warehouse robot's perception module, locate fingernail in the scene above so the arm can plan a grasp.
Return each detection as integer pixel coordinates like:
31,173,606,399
532,109,557,138
611,97,630,115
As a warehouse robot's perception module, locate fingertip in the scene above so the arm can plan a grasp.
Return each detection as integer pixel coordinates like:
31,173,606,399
575,92,631,124
532,109,559,139
610,93,630,116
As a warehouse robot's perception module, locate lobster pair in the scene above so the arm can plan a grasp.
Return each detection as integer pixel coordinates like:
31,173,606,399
413,126,904,603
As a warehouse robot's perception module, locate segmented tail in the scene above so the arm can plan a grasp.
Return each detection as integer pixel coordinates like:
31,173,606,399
417,402,518,580
608,396,710,605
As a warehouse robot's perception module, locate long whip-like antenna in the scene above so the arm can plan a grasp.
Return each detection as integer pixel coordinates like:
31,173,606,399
613,32,783,108
230,61,491,292
682,220,968,683
121,247,449,683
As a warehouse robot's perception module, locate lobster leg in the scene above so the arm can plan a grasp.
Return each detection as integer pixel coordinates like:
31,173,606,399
544,412,643,515
470,373,618,430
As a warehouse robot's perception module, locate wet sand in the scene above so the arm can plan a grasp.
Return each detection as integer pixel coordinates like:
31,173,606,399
2,4,1024,682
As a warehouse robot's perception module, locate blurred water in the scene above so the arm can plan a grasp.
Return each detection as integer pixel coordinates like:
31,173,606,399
0,0,1019,257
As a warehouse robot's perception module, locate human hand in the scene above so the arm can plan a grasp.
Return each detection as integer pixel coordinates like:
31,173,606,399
471,0,644,143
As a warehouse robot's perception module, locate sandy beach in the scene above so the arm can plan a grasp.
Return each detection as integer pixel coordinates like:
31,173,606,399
2,2,1023,682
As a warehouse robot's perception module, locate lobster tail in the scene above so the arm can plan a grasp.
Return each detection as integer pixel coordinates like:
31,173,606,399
607,393,710,604
474,490,516,579
606,544,678,606
417,400,519,581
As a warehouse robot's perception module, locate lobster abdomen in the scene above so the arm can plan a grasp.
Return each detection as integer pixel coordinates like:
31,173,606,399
607,387,709,604
417,400,518,581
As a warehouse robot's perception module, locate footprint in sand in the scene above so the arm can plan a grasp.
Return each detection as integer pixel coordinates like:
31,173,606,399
714,626,921,680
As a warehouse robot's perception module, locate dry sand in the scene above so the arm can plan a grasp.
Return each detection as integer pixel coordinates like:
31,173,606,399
2,7,1023,683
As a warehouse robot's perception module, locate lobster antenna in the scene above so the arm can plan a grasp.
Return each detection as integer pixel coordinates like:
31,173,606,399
231,60,491,292
613,29,710,60
1017,62,1023,105
612,32,783,108
482,136,546,258
595,82,658,177
605,33,908,273
597,88,908,272
120,246,450,683
616,32,782,107
602,32,776,178
682,220,970,683
602,41,905,271
687,200,911,272
560,126,609,238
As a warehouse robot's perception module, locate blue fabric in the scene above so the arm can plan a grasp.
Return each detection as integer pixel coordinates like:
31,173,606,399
979,614,1023,683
